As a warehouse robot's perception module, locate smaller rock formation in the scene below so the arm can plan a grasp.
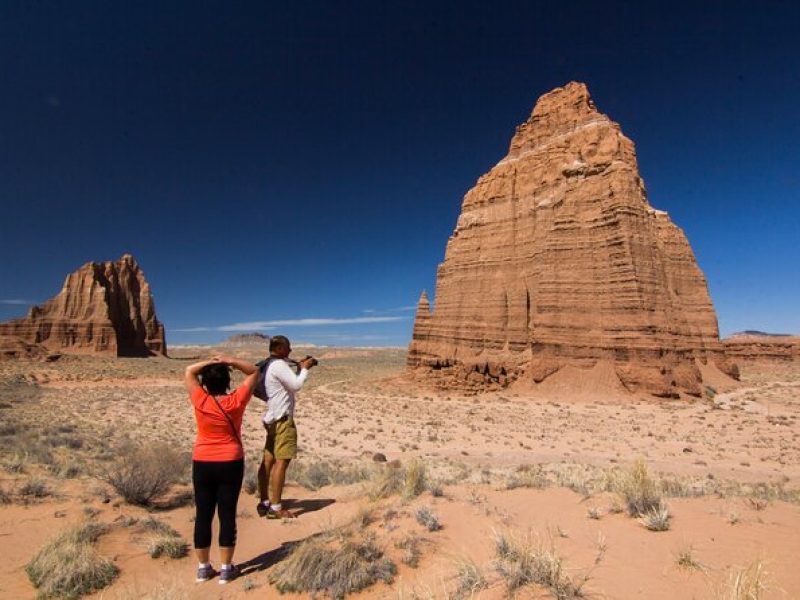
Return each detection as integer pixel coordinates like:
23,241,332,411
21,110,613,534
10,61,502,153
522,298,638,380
723,333,800,362
222,333,270,347
0,254,166,357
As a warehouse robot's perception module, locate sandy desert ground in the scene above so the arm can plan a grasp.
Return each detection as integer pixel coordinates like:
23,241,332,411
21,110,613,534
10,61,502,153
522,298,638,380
1,346,799,599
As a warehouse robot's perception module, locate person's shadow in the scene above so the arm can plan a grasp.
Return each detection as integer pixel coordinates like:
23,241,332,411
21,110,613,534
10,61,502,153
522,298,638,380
284,497,335,517
238,497,336,575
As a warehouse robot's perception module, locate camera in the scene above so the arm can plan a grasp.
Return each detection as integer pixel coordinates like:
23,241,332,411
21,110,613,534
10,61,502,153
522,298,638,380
303,355,319,367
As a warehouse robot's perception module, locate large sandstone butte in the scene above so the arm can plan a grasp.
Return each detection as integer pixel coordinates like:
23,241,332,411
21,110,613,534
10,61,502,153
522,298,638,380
0,254,166,357
408,82,738,397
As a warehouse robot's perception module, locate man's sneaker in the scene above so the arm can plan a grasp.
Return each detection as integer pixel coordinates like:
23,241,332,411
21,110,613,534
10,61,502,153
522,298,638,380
196,564,217,583
256,501,269,518
219,564,239,585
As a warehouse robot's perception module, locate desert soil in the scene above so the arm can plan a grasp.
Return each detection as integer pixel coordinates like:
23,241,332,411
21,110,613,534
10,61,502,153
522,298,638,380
1,347,798,599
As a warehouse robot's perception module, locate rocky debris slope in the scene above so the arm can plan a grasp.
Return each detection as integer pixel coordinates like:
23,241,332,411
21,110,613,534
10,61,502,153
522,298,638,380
723,334,800,362
0,254,166,357
408,82,737,397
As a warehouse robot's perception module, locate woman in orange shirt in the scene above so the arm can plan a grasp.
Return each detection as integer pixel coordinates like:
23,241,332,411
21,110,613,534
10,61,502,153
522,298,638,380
184,355,258,585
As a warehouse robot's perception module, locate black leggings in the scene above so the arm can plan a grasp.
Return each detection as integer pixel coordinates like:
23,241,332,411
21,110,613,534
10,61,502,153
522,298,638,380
192,459,244,548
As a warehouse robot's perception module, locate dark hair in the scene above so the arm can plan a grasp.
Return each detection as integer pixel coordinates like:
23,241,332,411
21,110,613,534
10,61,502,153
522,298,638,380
200,363,231,395
269,335,290,353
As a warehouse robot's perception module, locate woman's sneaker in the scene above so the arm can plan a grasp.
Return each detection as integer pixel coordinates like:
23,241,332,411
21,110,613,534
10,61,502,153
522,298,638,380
219,564,239,585
196,564,217,582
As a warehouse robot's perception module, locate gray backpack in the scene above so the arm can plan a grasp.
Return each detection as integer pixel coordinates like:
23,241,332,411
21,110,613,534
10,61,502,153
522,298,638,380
253,357,278,402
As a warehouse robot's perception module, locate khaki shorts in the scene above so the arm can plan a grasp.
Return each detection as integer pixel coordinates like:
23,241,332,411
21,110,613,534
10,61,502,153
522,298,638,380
263,416,297,460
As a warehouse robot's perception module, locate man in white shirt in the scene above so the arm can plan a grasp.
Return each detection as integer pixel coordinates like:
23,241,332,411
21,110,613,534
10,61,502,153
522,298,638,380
256,335,316,519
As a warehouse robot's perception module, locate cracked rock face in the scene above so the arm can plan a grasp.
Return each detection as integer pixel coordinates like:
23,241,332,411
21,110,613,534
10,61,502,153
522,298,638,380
408,82,738,397
0,254,166,357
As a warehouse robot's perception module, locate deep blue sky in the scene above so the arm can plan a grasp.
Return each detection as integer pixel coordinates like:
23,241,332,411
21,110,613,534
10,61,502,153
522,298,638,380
1,1,798,346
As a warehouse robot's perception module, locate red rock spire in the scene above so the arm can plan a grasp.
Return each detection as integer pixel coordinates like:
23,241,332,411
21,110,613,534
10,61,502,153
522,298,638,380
408,82,737,397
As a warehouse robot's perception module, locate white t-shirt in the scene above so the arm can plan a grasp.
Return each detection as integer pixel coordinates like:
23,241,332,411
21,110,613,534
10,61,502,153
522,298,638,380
262,358,309,424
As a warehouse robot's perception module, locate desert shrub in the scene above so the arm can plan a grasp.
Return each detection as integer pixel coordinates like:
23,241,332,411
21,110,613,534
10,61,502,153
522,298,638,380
19,478,51,499
0,484,10,504
3,450,28,473
11,435,56,466
148,534,189,559
492,530,586,599
26,522,118,598
640,502,671,531
427,480,444,497
453,557,488,599
506,464,548,490
100,442,186,506
353,505,374,529
269,529,396,599
0,422,19,436
415,506,442,531
394,534,421,568
291,459,373,491
608,460,662,517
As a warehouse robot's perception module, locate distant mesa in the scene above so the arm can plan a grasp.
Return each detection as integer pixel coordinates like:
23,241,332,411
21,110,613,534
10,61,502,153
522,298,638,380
222,333,270,347
408,82,739,397
0,254,166,358
729,330,792,338
722,333,800,362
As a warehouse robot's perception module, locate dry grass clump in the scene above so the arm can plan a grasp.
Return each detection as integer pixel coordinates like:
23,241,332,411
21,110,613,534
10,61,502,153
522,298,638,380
719,559,769,600
137,516,189,559
453,557,488,599
290,459,373,491
506,464,548,490
269,527,396,599
403,460,428,499
26,521,118,599
148,534,189,559
492,530,586,599
675,544,704,571
640,501,671,531
99,442,186,506
368,460,428,501
607,459,662,517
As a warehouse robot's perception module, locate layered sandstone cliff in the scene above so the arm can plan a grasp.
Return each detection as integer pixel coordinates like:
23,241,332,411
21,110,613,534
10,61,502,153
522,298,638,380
723,334,800,362
408,82,737,397
0,254,166,357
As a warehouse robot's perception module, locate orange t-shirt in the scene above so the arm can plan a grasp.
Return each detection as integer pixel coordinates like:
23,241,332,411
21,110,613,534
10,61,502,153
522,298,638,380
190,385,252,461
